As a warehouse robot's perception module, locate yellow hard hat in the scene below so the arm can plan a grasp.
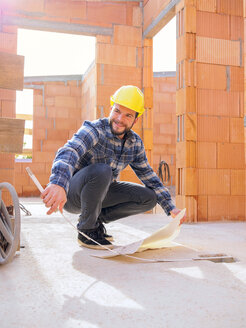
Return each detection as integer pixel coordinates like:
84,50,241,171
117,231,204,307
110,85,145,116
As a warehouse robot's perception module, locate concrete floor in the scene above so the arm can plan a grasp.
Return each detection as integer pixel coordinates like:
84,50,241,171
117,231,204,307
1,198,246,328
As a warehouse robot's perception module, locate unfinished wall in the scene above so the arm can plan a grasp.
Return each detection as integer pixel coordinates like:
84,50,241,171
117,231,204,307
0,19,18,205
175,0,245,221
153,72,176,188
15,76,82,196
0,0,245,221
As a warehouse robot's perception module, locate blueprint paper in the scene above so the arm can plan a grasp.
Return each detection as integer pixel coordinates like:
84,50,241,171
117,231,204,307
92,208,186,259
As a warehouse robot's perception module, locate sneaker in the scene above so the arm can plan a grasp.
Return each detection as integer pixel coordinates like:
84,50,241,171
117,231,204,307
77,226,114,250
98,220,114,241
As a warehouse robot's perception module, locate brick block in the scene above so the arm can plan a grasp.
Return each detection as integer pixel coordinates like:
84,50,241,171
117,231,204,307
98,64,141,87
184,168,197,195
7,0,44,12
230,67,244,92
45,162,53,175
47,107,69,119
32,151,56,163
208,195,230,221
33,128,46,140
0,153,14,169
133,5,142,27
97,43,136,67
14,162,23,174
42,140,65,152
114,25,142,47
44,97,55,107
70,86,81,98
184,5,196,33
1,100,15,118
185,113,197,141
177,33,196,62
96,35,112,44
22,186,40,197
31,107,43,120
144,87,153,108
230,16,244,40
14,173,30,187
217,143,244,169
175,195,197,222
45,0,86,19
197,116,229,142
54,118,77,131
197,89,240,117
198,169,230,195
197,195,208,221
196,37,241,66
87,2,126,25
197,63,227,90
196,0,216,12
230,118,244,143
184,60,196,87
0,168,14,185
1,190,14,207
176,87,196,115
143,129,153,150
217,0,243,16
196,11,230,39
34,95,43,107
197,142,216,168
45,85,70,97
120,166,141,184
176,141,196,168
34,117,53,129
229,196,245,220
231,170,245,195
55,96,77,108
26,162,46,174
0,89,16,101
0,32,17,54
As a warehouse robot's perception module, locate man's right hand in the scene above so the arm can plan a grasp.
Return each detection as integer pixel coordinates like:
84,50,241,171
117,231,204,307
41,184,67,215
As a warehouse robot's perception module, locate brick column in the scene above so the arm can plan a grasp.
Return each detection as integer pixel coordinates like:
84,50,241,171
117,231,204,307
176,0,245,222
0,9,17,205
175,0,197,221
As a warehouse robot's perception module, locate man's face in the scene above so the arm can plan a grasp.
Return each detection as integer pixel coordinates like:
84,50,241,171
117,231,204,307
109,103,138,138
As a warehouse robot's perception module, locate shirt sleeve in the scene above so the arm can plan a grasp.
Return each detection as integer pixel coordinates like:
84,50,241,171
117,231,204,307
130,139,175,215
49,122,99,193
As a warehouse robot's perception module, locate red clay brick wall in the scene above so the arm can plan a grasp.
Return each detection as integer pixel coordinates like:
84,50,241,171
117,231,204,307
15,77,82,196
176,0,245,221
0,21,17,205
196,2,245,221
153,73,176,188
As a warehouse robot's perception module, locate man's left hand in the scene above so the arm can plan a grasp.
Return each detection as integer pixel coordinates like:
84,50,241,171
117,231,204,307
170,208,186,225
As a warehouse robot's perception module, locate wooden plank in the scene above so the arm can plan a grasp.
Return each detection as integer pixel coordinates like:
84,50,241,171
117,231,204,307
16,113,33,120
0,118,25,153
0,52,24,91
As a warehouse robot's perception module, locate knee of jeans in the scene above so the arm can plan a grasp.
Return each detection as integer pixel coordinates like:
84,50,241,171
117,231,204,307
89,163,112,182
142,188,157,207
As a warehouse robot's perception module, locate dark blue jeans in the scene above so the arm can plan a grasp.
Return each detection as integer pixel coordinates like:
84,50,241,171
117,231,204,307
64,163,157,231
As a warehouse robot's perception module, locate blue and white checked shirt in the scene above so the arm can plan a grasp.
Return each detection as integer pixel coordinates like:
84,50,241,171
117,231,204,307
50,118,175,215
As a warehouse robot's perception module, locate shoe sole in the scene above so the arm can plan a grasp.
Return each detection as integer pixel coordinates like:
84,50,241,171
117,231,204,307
105,236,114,242
78,239,114,250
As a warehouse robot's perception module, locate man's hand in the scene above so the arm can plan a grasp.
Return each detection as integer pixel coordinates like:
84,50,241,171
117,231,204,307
41,184,67,215
170,208,186,225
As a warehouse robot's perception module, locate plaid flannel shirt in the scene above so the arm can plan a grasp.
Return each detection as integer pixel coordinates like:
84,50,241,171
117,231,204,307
50,118,175,215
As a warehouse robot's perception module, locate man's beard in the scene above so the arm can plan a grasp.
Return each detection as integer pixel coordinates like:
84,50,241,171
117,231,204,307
109,119,134,136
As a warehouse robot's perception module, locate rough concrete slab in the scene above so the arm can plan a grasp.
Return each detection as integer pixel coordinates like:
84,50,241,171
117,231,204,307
0,198,246,328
